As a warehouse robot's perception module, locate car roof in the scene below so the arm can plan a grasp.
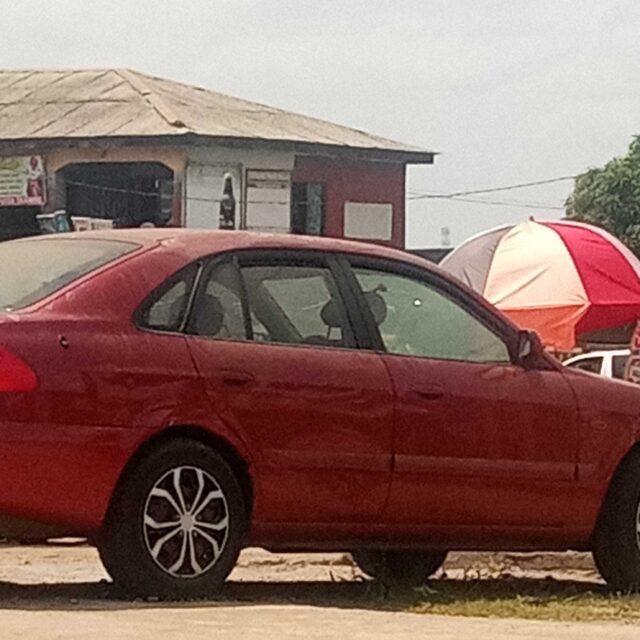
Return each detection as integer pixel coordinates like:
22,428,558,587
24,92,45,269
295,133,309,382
22,229,521,333
33,228,436,270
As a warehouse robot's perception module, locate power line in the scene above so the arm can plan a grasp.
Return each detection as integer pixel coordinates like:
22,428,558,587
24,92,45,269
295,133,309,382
408,175,577,200
443,196,565,211
66,179,290,206
66,177,568,211
470,196,565,208
409,192,566,209
66,179,159,198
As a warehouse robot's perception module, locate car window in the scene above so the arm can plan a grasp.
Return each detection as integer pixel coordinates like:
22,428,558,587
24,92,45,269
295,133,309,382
612,355,628,379
241,264,354,348
0,237,139,311
138,265,198,332
352,267,510,363
188,261,248,340
567,356,603,375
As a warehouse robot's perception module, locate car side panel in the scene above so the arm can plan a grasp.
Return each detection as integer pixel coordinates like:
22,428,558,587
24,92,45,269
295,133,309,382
0,320,240,531
186,338,394,524
382,356,583,530
566,369,640,528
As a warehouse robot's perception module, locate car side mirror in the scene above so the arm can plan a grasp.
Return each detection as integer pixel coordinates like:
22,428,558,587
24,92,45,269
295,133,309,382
517,330,543,368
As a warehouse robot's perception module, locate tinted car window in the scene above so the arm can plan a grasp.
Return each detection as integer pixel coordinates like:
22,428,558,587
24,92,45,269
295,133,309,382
353,267,510,363
0,237,139,311
567,357,603,375
138,264,198,332
241,264,354,348
612,355,628,379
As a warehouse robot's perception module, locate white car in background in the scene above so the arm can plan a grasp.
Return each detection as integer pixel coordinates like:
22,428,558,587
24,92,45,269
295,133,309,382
563,349,630,379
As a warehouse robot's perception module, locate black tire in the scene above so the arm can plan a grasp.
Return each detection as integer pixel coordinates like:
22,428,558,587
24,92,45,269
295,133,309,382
351,549,448,586
98,439,248,599
593,447,640,592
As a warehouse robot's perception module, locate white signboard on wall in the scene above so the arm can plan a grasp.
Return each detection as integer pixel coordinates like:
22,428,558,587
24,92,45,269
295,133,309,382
245,170,291,232
344,202,393,241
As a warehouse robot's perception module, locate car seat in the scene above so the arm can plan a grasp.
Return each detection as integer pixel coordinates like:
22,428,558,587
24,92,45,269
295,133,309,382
191,294,225,336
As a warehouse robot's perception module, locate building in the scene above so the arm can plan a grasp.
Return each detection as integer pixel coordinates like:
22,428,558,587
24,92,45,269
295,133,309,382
0,69,435,248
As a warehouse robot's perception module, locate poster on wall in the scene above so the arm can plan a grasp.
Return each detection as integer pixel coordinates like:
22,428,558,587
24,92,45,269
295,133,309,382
0,156,47,206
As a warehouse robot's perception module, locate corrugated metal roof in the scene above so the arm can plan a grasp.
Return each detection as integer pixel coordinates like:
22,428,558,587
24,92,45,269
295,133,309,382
0,69,434,161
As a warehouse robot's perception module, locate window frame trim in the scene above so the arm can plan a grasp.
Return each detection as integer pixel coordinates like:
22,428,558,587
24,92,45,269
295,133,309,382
169,247,370,351
134,247,371,351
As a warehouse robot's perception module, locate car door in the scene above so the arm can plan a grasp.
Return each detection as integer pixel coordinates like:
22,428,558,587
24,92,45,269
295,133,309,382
184,250,394,525
342,256,579,531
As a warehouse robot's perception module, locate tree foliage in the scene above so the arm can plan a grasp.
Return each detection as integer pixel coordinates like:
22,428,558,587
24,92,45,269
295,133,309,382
566,137,640,255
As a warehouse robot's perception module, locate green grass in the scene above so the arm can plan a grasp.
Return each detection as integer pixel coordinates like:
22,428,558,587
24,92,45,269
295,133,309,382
405,576,640,623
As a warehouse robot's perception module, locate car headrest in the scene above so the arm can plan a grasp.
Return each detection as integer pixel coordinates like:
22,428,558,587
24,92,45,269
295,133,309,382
364,292,387,325
320,299,344,328
192,294,224,336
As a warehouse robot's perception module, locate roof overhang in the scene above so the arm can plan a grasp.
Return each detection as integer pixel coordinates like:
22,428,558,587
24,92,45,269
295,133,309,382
0,133,436,165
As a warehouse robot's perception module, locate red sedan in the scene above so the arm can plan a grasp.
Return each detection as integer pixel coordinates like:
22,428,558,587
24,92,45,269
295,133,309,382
1,229,640,597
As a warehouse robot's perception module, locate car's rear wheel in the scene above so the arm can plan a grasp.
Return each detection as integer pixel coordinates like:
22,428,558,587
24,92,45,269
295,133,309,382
98,439,247,599
592,447,640,592
351,549,448,586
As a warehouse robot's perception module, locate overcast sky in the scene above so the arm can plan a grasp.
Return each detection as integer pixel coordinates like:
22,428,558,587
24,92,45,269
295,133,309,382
1,0,639,247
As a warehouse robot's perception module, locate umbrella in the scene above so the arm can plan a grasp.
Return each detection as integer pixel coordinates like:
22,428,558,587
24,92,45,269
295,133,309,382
440,219,640,350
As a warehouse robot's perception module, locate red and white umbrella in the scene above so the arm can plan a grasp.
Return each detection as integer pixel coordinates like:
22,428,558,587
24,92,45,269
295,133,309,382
440,219,640,350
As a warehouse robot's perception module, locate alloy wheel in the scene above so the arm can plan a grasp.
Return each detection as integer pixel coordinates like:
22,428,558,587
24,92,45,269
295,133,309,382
142,466,229,578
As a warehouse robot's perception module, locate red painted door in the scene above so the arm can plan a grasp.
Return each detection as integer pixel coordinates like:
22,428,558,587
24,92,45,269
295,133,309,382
185,255,394,524
348,263,579,531
382,357,578,527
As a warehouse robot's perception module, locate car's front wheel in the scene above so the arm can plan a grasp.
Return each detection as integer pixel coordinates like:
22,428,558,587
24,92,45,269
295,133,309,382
593,447,640,592
98,439,248,599
351,549,448,586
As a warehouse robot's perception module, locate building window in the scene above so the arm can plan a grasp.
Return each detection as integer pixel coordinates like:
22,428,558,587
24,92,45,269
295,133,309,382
291,183,325,236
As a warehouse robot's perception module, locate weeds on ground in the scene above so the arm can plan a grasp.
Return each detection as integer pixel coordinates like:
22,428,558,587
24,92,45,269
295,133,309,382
403,567,640,623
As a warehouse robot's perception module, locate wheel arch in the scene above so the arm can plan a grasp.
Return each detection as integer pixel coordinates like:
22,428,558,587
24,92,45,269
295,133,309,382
106,424,254,523
594,441,640,534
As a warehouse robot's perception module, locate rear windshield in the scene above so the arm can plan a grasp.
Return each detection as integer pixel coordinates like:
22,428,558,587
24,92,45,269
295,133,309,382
0,237,139,311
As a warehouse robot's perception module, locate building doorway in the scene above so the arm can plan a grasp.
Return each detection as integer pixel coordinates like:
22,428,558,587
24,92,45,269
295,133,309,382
291,182,325,235
59,162,174,228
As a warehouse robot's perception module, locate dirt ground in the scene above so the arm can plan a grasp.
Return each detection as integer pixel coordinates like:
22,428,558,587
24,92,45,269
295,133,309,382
0,543,637,639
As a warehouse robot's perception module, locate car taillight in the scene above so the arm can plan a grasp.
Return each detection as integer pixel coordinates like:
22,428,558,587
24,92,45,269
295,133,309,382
0,346,38,392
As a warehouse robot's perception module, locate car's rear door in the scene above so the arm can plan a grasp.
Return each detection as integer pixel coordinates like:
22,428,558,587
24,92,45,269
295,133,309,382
184,250,394,525
342,255,579,533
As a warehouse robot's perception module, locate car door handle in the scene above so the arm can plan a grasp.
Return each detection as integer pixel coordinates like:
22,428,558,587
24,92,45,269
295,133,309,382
221,371,255,387
409,387,447,402
413,390,445,401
